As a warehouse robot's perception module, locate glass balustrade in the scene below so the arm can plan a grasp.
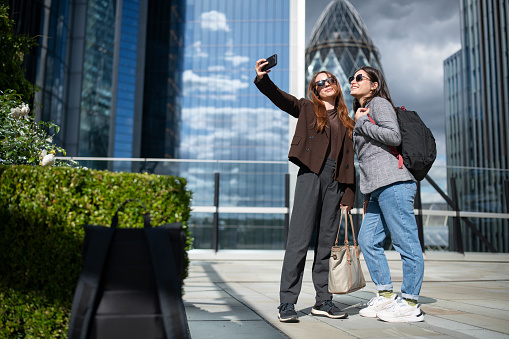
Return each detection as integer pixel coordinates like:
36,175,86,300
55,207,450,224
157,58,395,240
59,157,509,252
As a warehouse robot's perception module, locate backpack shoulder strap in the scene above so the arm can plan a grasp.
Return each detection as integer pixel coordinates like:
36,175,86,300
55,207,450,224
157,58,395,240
145,226,191,338
366,114,404,169
68,225,115,339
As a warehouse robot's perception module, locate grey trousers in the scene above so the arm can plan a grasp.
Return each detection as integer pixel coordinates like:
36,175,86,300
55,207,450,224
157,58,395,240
280,159,345,304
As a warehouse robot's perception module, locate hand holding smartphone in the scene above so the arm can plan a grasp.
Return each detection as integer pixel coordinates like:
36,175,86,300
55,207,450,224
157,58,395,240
261,54,277,72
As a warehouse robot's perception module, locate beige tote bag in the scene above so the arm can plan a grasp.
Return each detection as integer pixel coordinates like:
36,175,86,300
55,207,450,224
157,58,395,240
328,207,366,294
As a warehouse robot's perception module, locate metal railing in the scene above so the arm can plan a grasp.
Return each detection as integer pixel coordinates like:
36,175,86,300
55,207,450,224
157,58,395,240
58,157,509,253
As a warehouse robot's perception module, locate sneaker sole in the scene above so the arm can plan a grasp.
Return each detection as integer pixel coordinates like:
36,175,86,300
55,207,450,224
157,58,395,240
311,309,348,319
278,315,299,323
377,314,424,323
359,310,378,318
360,305,394,318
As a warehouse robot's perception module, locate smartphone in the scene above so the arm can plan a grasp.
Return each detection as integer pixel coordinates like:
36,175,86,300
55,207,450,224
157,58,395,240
261,54,277,71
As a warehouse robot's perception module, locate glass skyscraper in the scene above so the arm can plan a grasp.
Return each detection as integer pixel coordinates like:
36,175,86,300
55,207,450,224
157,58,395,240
77,0,116,159
73,0,185,163
141,1,185,159
8,0,185,163
180,0,305,249
180,0,292,162
444,0,509,252
305,0,382,114
8,0,71,146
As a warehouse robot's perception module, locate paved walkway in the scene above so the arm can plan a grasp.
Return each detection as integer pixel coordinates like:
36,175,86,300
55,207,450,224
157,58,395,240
183,250,509,339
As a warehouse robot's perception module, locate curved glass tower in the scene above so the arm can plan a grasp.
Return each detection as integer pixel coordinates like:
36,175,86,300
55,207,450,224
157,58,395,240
305,0,381,113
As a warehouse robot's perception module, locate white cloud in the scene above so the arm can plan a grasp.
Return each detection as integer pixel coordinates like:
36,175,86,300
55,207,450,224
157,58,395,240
201,11,230,32
208,65,226,71
182,70,249,98
224,39,250,67
190,41,208,58
180,106,289,160
225,55,250,67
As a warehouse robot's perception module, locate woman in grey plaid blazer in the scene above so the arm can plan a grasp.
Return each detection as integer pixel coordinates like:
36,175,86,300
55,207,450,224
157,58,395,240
350,66,425,323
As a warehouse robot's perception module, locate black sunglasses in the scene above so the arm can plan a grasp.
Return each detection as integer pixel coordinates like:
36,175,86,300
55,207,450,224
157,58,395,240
315,77,336,88
349,74,371,83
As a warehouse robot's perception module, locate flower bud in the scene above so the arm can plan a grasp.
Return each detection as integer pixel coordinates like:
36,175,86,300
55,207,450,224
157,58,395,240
41,154,55,167
10,107,20,118
20,104,30,116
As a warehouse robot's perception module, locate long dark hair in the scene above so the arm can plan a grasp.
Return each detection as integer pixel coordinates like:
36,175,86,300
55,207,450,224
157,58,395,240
352,66,394,112
307,71,354,138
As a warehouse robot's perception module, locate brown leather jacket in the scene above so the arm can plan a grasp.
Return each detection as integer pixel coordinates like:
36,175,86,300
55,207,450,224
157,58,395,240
254,75,356,206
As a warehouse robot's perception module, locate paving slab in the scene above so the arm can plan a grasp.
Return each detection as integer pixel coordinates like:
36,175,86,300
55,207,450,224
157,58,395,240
183,250,509,339
187,319,287,339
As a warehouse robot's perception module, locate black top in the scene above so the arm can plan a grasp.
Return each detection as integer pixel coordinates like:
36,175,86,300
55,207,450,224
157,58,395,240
326,108,340,161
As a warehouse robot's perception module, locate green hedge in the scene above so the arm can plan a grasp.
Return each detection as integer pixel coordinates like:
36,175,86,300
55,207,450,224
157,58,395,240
0,165,193,338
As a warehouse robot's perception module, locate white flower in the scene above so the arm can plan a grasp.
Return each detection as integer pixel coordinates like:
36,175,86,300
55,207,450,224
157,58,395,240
10,107,20,118
20,104,30,117
40,150,48,159
46,137,53,143
41,154,55,167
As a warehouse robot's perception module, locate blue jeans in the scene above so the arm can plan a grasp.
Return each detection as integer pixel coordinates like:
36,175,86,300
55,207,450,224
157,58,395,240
358,181,424,301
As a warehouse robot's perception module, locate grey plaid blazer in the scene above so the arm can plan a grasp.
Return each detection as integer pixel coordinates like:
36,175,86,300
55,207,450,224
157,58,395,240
353,97,415,195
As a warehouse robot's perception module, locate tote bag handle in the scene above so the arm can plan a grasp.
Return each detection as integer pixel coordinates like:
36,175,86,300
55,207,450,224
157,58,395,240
334,206,357,247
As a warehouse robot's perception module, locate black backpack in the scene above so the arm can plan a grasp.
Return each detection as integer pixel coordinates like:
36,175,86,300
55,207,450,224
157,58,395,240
68,200,191,339
368,106,436,181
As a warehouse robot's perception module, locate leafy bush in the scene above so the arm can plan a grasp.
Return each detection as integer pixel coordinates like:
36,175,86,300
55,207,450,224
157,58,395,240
0,165,193,338
0,90,76,167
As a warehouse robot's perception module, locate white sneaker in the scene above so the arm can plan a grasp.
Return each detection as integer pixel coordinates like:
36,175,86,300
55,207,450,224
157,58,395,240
359,293,397,318
376,298,425,322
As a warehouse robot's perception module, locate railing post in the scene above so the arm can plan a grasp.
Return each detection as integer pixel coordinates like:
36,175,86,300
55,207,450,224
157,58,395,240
449,177,464,254
414,181,425,252
213,173,220,252
504,180,509,213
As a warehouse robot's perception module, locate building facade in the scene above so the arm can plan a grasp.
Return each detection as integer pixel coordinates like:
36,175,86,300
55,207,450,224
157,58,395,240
180,0,305,249
305,0,382,114
8,0,71,147
444,0,509,252
8,0,185,165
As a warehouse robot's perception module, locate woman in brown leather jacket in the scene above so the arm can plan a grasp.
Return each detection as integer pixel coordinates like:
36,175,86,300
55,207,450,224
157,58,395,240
254,58,356,322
